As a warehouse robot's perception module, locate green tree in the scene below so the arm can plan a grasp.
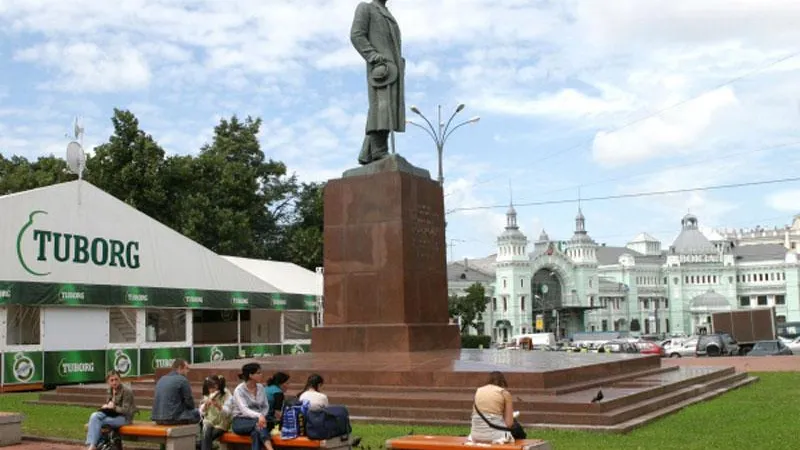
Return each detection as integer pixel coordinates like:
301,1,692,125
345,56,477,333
281,182,324,270
448,283,488,334
0,154,75,195
85,109,169,225
182,115,297,258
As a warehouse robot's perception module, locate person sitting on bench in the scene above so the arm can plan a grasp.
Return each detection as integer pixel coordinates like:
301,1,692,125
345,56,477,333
264,372,289,430
298,374,329,411
230,363,274,450
151,358,201,425
200,375,232,450
85,370,137,450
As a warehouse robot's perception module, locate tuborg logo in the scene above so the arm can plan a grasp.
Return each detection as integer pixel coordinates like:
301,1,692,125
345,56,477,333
12,353,36,383
113,350,133,376
17,210,141,277
58,358,95,377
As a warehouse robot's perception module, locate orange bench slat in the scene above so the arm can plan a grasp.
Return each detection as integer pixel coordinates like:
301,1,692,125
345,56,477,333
219,432,323,448
117,424,172,438
386,435,547,450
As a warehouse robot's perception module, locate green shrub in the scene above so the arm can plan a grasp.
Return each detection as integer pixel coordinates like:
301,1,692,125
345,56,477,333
461,335,491,348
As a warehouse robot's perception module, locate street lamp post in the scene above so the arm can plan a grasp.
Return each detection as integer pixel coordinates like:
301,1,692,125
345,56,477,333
406,104,480,186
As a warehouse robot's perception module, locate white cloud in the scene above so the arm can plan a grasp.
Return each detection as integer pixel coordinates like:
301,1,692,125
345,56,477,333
406,60,440,79
767,190,800,213
592,87,739,166
15,42,151,92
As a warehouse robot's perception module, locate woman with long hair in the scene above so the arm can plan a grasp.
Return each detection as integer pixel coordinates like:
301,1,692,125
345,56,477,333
298,373,329,411
199,375,232,450
229,363,274,450
264,372,290,427
85,370,137,450
468,371,516,444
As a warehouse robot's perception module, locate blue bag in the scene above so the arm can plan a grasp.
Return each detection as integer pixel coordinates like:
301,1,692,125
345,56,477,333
305,405,352,440
280,400,309,439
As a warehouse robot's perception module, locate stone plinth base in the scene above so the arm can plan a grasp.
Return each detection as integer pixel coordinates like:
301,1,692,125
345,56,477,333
0,412,23,446
312,323,460,353
313,157,458,353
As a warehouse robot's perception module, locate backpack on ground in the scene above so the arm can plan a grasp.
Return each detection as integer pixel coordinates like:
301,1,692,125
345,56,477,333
97,426,122,450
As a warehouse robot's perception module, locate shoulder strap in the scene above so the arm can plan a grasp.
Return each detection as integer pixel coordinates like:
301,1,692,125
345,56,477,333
473,403,513,432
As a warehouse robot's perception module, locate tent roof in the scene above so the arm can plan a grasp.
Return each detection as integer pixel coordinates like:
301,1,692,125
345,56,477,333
223,256,322,296
1,181,285,294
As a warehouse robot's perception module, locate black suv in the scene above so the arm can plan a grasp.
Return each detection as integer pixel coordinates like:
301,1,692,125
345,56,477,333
695,333,740,357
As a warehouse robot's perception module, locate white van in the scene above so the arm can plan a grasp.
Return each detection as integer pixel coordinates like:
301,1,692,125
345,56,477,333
506,333,556,349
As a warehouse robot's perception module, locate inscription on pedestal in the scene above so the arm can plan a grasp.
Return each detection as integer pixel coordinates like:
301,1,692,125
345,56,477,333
411,204,443,262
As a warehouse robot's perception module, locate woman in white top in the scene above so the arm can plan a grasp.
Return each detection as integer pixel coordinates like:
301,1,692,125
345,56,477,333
298,374,329,411
229,363,274,450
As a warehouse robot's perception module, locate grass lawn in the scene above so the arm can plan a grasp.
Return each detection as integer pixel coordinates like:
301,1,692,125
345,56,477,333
1,372,797,449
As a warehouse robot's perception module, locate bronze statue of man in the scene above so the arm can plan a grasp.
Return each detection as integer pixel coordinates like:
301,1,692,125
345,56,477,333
351,0,406,165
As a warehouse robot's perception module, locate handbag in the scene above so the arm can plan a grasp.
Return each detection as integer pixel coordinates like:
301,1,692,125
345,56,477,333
473,403,527,440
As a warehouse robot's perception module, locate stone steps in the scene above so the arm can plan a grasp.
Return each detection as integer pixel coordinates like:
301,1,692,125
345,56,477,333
34,365,753,433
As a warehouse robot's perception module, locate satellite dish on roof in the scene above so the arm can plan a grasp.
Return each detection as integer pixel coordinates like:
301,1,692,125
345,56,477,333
66,116,87,205
65,116,86,179
66,141,85,177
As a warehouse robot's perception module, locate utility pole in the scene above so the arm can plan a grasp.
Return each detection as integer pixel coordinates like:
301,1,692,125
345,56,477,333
448,239,466,262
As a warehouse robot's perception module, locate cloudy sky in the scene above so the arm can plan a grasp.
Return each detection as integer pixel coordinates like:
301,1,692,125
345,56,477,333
2,0,800,260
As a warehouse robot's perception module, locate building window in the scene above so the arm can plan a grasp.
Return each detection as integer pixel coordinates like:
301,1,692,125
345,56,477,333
663,277,668,285
602,320,608,332
521,296,526,311
503,297,508,312
674,277,679,285
739,296,750,307
110,308,137,344
757,296,767,306
643,299,649,309
729,276,734,284
664,299,669,308
665,319,670,333
7,305,40,345
503,279,507,288
520,278,524,288
775,295,786,305
146,309,187,343
492,298,497,311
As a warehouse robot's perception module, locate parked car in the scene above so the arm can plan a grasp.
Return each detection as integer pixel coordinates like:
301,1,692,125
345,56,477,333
696,333,740,357
664,338,698,358
747,340,793,356
635,341,666,356
786,337,800,355
597,340,639,354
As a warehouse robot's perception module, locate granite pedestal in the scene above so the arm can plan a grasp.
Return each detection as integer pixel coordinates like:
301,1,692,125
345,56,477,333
0,412,23,446
311,156,460,352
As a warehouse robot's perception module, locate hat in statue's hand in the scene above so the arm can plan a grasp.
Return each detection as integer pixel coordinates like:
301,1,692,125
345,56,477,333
369,61,398,88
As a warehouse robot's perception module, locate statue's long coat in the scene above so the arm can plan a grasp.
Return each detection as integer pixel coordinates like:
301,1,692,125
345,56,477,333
350,1,406,134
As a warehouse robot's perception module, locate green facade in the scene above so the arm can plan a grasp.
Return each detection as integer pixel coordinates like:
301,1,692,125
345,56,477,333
0,280,316,311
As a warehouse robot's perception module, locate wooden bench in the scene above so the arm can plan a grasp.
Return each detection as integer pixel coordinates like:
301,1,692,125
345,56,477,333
385,436,552,450
219,431,353,449
0,412,23,447
85,422,198,450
